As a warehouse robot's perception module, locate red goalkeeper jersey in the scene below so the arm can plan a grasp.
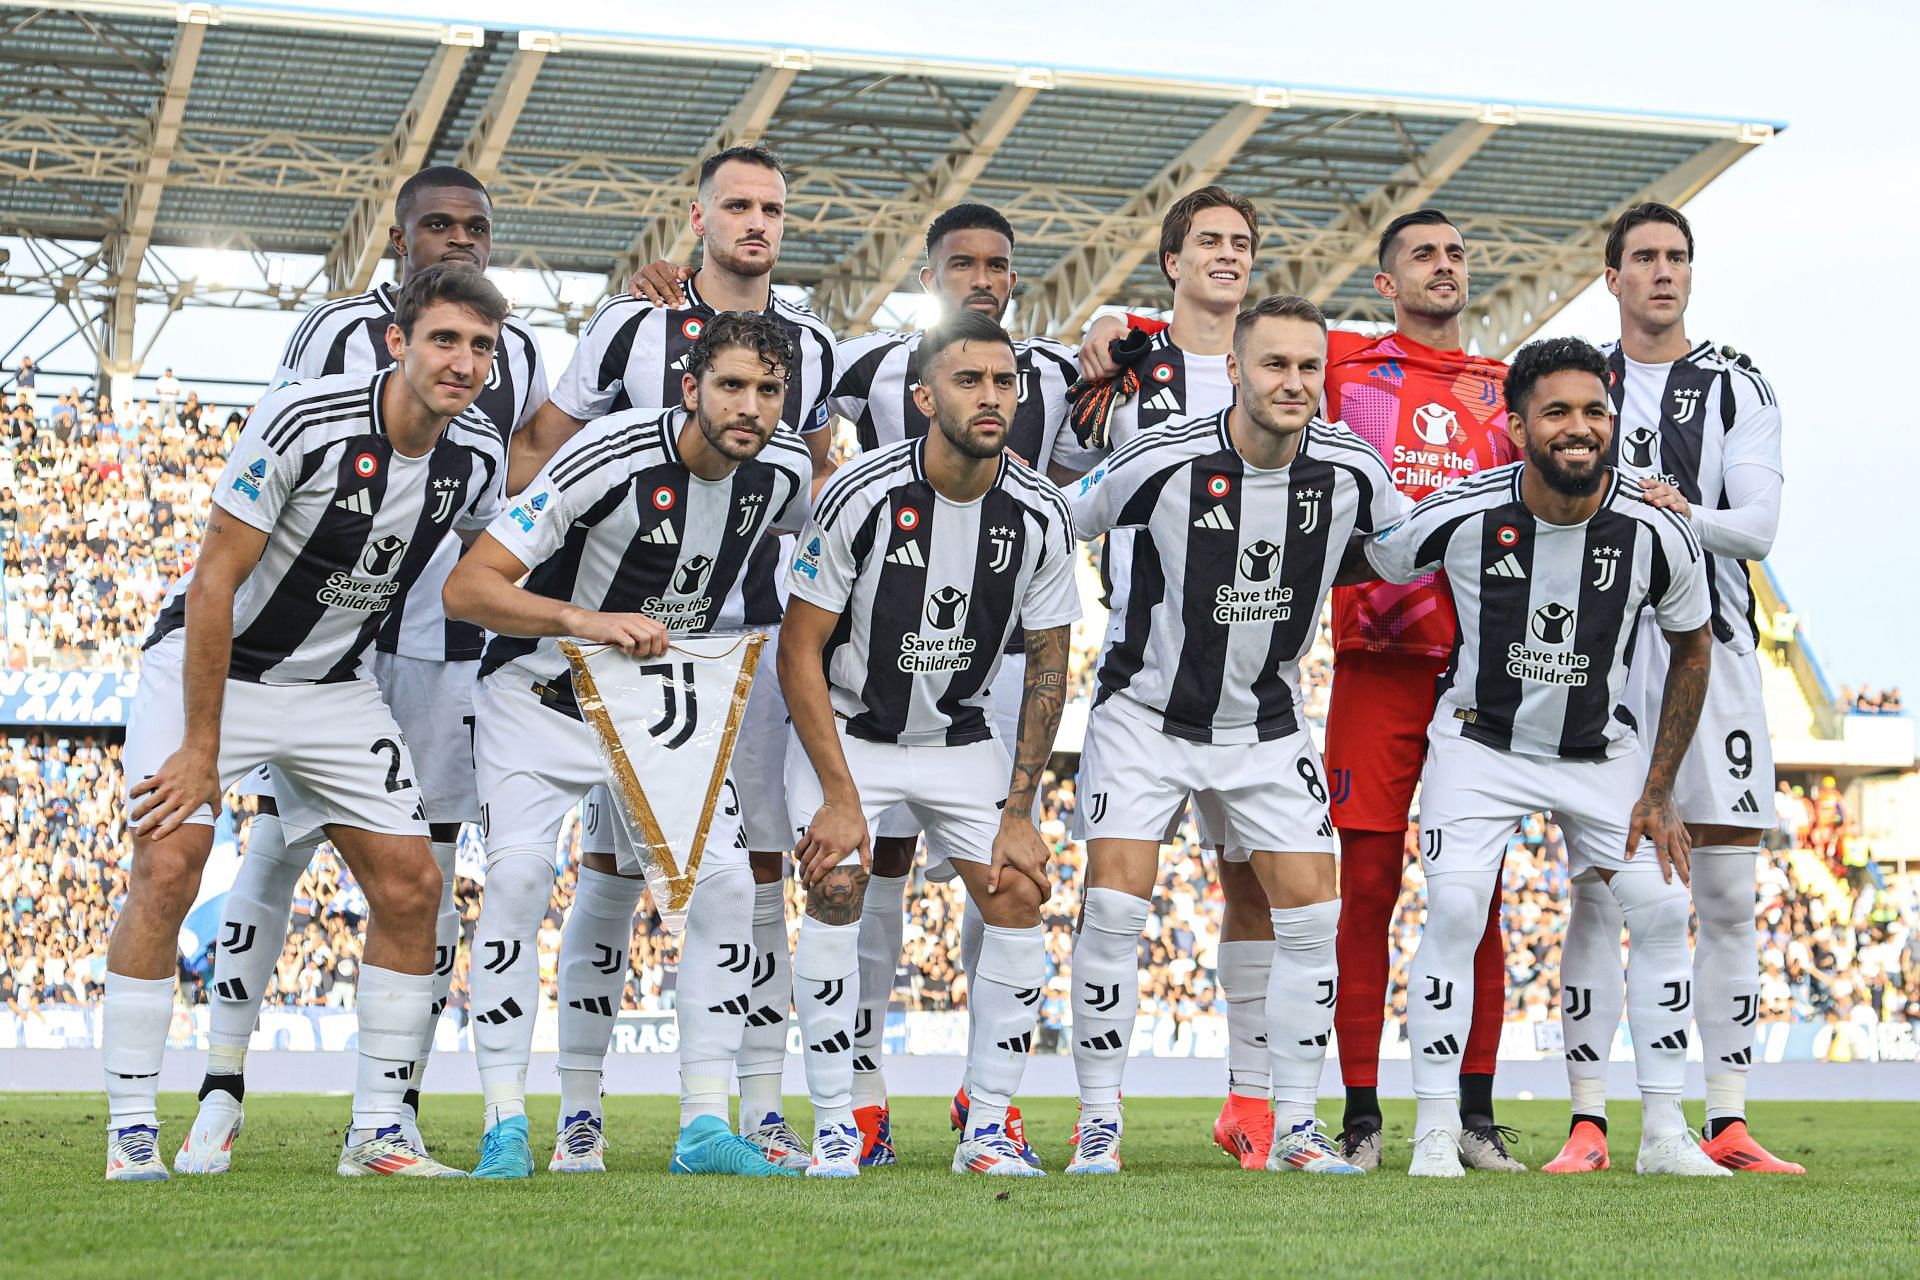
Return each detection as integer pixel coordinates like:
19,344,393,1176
1325,329,1513,658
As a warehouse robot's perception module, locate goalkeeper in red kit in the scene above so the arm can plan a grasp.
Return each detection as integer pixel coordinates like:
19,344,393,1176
1321,210,1520,1170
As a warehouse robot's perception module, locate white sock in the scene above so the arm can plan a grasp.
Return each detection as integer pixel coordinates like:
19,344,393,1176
1641,1092,1687,1140
1607,871,1693,1100
1691,849,1760,1121
959,892,986,978
793,913,860,1126
350,965,433,1141
1409,875,1493,1115
207,820,322,1061
852,873,907,1096
673,862,753,1127
1219,939,1274,1101
1071,888,1150,1108
102,971,174,1130
555,864,645,1123
965,923,1045,1134
1415,1094,1460,1140
405,838,462,1113
1266,901,1339,1131
470,849,554,1129
737,879,791,1129
1560,873,1625,1113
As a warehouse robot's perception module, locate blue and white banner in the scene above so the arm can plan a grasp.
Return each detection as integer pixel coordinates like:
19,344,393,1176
0,669,138,726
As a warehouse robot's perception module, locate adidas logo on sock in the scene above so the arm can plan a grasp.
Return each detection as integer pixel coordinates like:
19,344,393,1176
1484,552,1526,579
640,521,678,545
568,995,615,1017
996,1031,1034,1054
885,542,926,567
1565,1044,1600,1062
707,994,750,1016
1722,1047,1753,1066
214,978,248,1002
808,1031,851,1054
383,1063,413,1081
1422,1034,1460,1057
1651,1030,1689,1051
1142,388,1181,415
1078,1030,1124,1051
333,489,373,515
746,1005,785,1027
1298,1031,1329,1047
852,1055,877,1073
1192,505,1234,531
1733,789,1760,815
475,997,523,1026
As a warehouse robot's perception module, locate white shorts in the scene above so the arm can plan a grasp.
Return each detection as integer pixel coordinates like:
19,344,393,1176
1077,696,1333,855
577,633,790,856
1624,614,1775,830
786,720,1010,870
874,652,1029,844
1415,729,1657,880
473,671,744,870
236,652,479,832
123,634,427,837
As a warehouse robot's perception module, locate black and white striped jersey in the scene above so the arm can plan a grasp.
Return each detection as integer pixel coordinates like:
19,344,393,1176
1602,340,1781,653
271,278,550,662
478,406,812,685
549,275,836,436
145,371,508,684
1072,411,1406,744
1365,463,1710,760
1104,329,1236,456
787,438,1082,747
827,329,1080,470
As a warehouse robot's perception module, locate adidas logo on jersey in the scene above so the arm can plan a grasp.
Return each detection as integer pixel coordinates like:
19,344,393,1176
1485,552,1526,579
1192,506,1234,531
1142,388,1182,415
640,521,678,546
334,489,373,515
1733,790,1760,815
886,542,927,567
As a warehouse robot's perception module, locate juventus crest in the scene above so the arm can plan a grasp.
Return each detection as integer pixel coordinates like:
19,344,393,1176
1670,386,1701,425
1590,544,1621,591
1295,487,1323,535
987,525,1016,574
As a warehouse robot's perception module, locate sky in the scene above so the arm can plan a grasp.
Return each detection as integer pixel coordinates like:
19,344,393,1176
4,0,1914,701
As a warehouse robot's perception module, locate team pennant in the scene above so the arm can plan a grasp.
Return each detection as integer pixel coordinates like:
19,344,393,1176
560,634,762,934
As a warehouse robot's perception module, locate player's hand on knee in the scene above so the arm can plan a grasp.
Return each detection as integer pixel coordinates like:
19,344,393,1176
796,802,870,886
1627,791,1692,886
626,260,690,306
129,746,220,841
1076,315,1129,382
576,611,670,658
987,815,1053,902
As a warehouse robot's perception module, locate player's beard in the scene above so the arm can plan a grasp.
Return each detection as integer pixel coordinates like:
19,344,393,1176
936,409,1007,460
1402,273,1467,322
1526,435,1606,497
707,238,776,280
697,406,770,461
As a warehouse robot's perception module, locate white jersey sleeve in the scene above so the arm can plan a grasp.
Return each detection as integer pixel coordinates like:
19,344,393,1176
1364,492,1449,585
212,396,305,533
482,419,625,570
1689,364,1782,561
1648,507,1712,634
1064,432,1166,540
785,478,870,615
1020,495,1083,631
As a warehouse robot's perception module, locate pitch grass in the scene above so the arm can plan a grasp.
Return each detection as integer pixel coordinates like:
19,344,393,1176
5,1095,1913,1278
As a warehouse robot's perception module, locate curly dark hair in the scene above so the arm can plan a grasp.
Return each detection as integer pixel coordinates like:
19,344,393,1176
684,310,795,385
1504,335,1608,418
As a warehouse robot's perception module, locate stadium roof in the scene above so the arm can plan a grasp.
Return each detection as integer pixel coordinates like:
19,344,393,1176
0,0,1780,380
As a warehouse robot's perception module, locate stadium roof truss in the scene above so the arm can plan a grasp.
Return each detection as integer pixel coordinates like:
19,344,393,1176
0,0,1780,384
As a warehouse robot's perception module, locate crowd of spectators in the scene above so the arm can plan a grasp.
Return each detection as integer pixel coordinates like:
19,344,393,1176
2,377,234,672
1839,685,1904,715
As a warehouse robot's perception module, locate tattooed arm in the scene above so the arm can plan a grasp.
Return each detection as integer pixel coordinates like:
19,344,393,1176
1627,623,1712,885
986,624,1071,900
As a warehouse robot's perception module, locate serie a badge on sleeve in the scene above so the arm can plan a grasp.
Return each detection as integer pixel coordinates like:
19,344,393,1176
560,633,762,934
